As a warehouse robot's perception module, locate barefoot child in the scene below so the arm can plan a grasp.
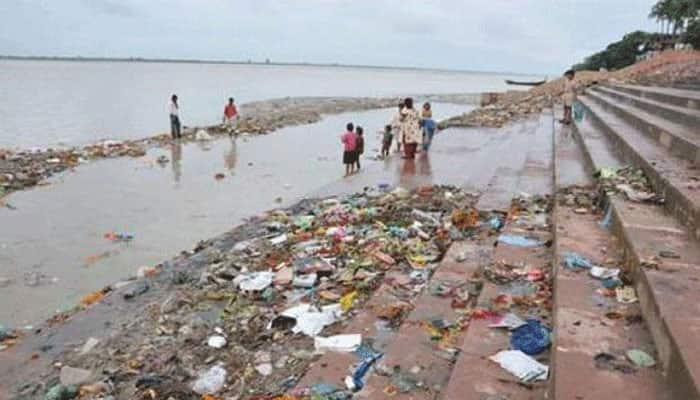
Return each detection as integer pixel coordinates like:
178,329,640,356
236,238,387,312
381,125,393,158
354,126,364,170
341,122,357,176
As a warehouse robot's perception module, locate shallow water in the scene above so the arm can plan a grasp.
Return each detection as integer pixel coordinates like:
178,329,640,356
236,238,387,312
0,103,475,326
0,60,539,148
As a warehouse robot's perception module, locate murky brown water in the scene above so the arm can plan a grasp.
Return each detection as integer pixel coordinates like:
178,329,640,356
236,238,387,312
2,104,485,326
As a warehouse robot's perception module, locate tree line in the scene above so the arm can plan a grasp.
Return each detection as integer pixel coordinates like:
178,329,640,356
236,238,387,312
574,0,700,71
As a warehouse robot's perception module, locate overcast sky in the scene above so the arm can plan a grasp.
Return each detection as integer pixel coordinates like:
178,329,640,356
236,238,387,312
0,0,658,74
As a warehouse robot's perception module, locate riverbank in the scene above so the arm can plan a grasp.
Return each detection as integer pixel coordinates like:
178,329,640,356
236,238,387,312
439,50,700,129
0,94,479,201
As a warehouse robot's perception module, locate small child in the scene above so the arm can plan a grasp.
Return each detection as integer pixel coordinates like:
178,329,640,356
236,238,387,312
354,126,364,170
341,122,357,176
560,69,577,125
381,125,393,158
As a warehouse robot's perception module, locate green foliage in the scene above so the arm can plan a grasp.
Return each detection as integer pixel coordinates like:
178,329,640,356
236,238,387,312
574,0,700,71
573,31,659,71
684,18,700,47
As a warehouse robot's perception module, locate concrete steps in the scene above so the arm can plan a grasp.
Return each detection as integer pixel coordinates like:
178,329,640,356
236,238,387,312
442,225,552,400
572,84,700,399
588,88,700,164
578,93,700,239
608,83,700,111
595,85,700,129
550,204,671,400
550,118,670,399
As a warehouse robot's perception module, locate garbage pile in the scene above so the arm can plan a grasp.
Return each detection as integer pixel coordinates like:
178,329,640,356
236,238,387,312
0,140,148,197
13,185,502,399
595,166,662,204
439,71,605,129
479,193,554,383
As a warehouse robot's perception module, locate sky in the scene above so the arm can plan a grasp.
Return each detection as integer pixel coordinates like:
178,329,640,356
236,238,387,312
0,0,659,74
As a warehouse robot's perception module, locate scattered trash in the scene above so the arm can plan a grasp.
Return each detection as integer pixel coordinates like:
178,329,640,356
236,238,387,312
195,129,213,141
207,335,227,349
276,303,342,337
235,271,274,292
44,384,79,400
562,252,595,269
346,348,383,391
626,349,656,368
615,286,638,304
314,334,362,353
488,313,527,330
103,232,134,243
156,155,169,165
590,266,620,280
510,319,551,355
192,364,227,395
497,234,541,247
490,350,549,382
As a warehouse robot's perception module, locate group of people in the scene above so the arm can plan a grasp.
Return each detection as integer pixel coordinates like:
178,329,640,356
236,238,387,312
168,94,239,140
342,97,437,176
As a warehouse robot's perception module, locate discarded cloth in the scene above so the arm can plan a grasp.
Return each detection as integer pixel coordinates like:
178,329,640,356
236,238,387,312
562,252,596,269
490,350,549,382
497,234,541,247
510,319,551,355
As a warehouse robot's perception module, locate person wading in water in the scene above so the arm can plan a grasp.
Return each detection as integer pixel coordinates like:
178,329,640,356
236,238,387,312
169,94,181,140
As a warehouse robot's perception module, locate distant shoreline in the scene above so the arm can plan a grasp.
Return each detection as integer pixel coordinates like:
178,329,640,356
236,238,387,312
0,55,539,77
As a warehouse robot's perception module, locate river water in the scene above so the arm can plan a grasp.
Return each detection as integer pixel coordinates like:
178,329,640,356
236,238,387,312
0,60,538,148
2,104,482,326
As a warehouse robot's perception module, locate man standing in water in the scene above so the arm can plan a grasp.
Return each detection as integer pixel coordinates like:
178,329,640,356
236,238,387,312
223,97,238,133
169,94,181,140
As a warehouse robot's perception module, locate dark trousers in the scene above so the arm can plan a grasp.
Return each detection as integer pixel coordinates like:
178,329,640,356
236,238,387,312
170,115,181,139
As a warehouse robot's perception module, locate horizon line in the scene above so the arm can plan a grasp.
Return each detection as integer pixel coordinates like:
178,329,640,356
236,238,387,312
0,54,548,77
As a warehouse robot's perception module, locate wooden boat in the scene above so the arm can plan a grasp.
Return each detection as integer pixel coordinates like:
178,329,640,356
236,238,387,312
505,79,547,86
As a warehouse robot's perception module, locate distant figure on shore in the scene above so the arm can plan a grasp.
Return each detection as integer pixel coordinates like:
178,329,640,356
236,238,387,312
169,94,181,140
341,122,358,176
381,124,393,158
400,97,421,159
421,102,436,151
560,70,578,125
391,100,404,153
354,126,364,170
223,97,239,133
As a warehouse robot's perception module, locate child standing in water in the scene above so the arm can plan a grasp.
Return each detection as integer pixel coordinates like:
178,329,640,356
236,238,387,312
560,70,578,125
354,126,364,170
381,125,393,158
341,122,357,176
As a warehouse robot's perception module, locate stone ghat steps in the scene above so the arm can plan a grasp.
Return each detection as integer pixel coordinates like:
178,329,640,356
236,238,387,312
551,113,670,400
578,93,700,240
588,87,700,165
595,85,700,129
572,84,700,399
550,115,670,399
608,83,700,111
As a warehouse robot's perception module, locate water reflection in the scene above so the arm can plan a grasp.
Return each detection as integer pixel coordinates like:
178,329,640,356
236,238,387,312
170,142,182,183
224,137,238,172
